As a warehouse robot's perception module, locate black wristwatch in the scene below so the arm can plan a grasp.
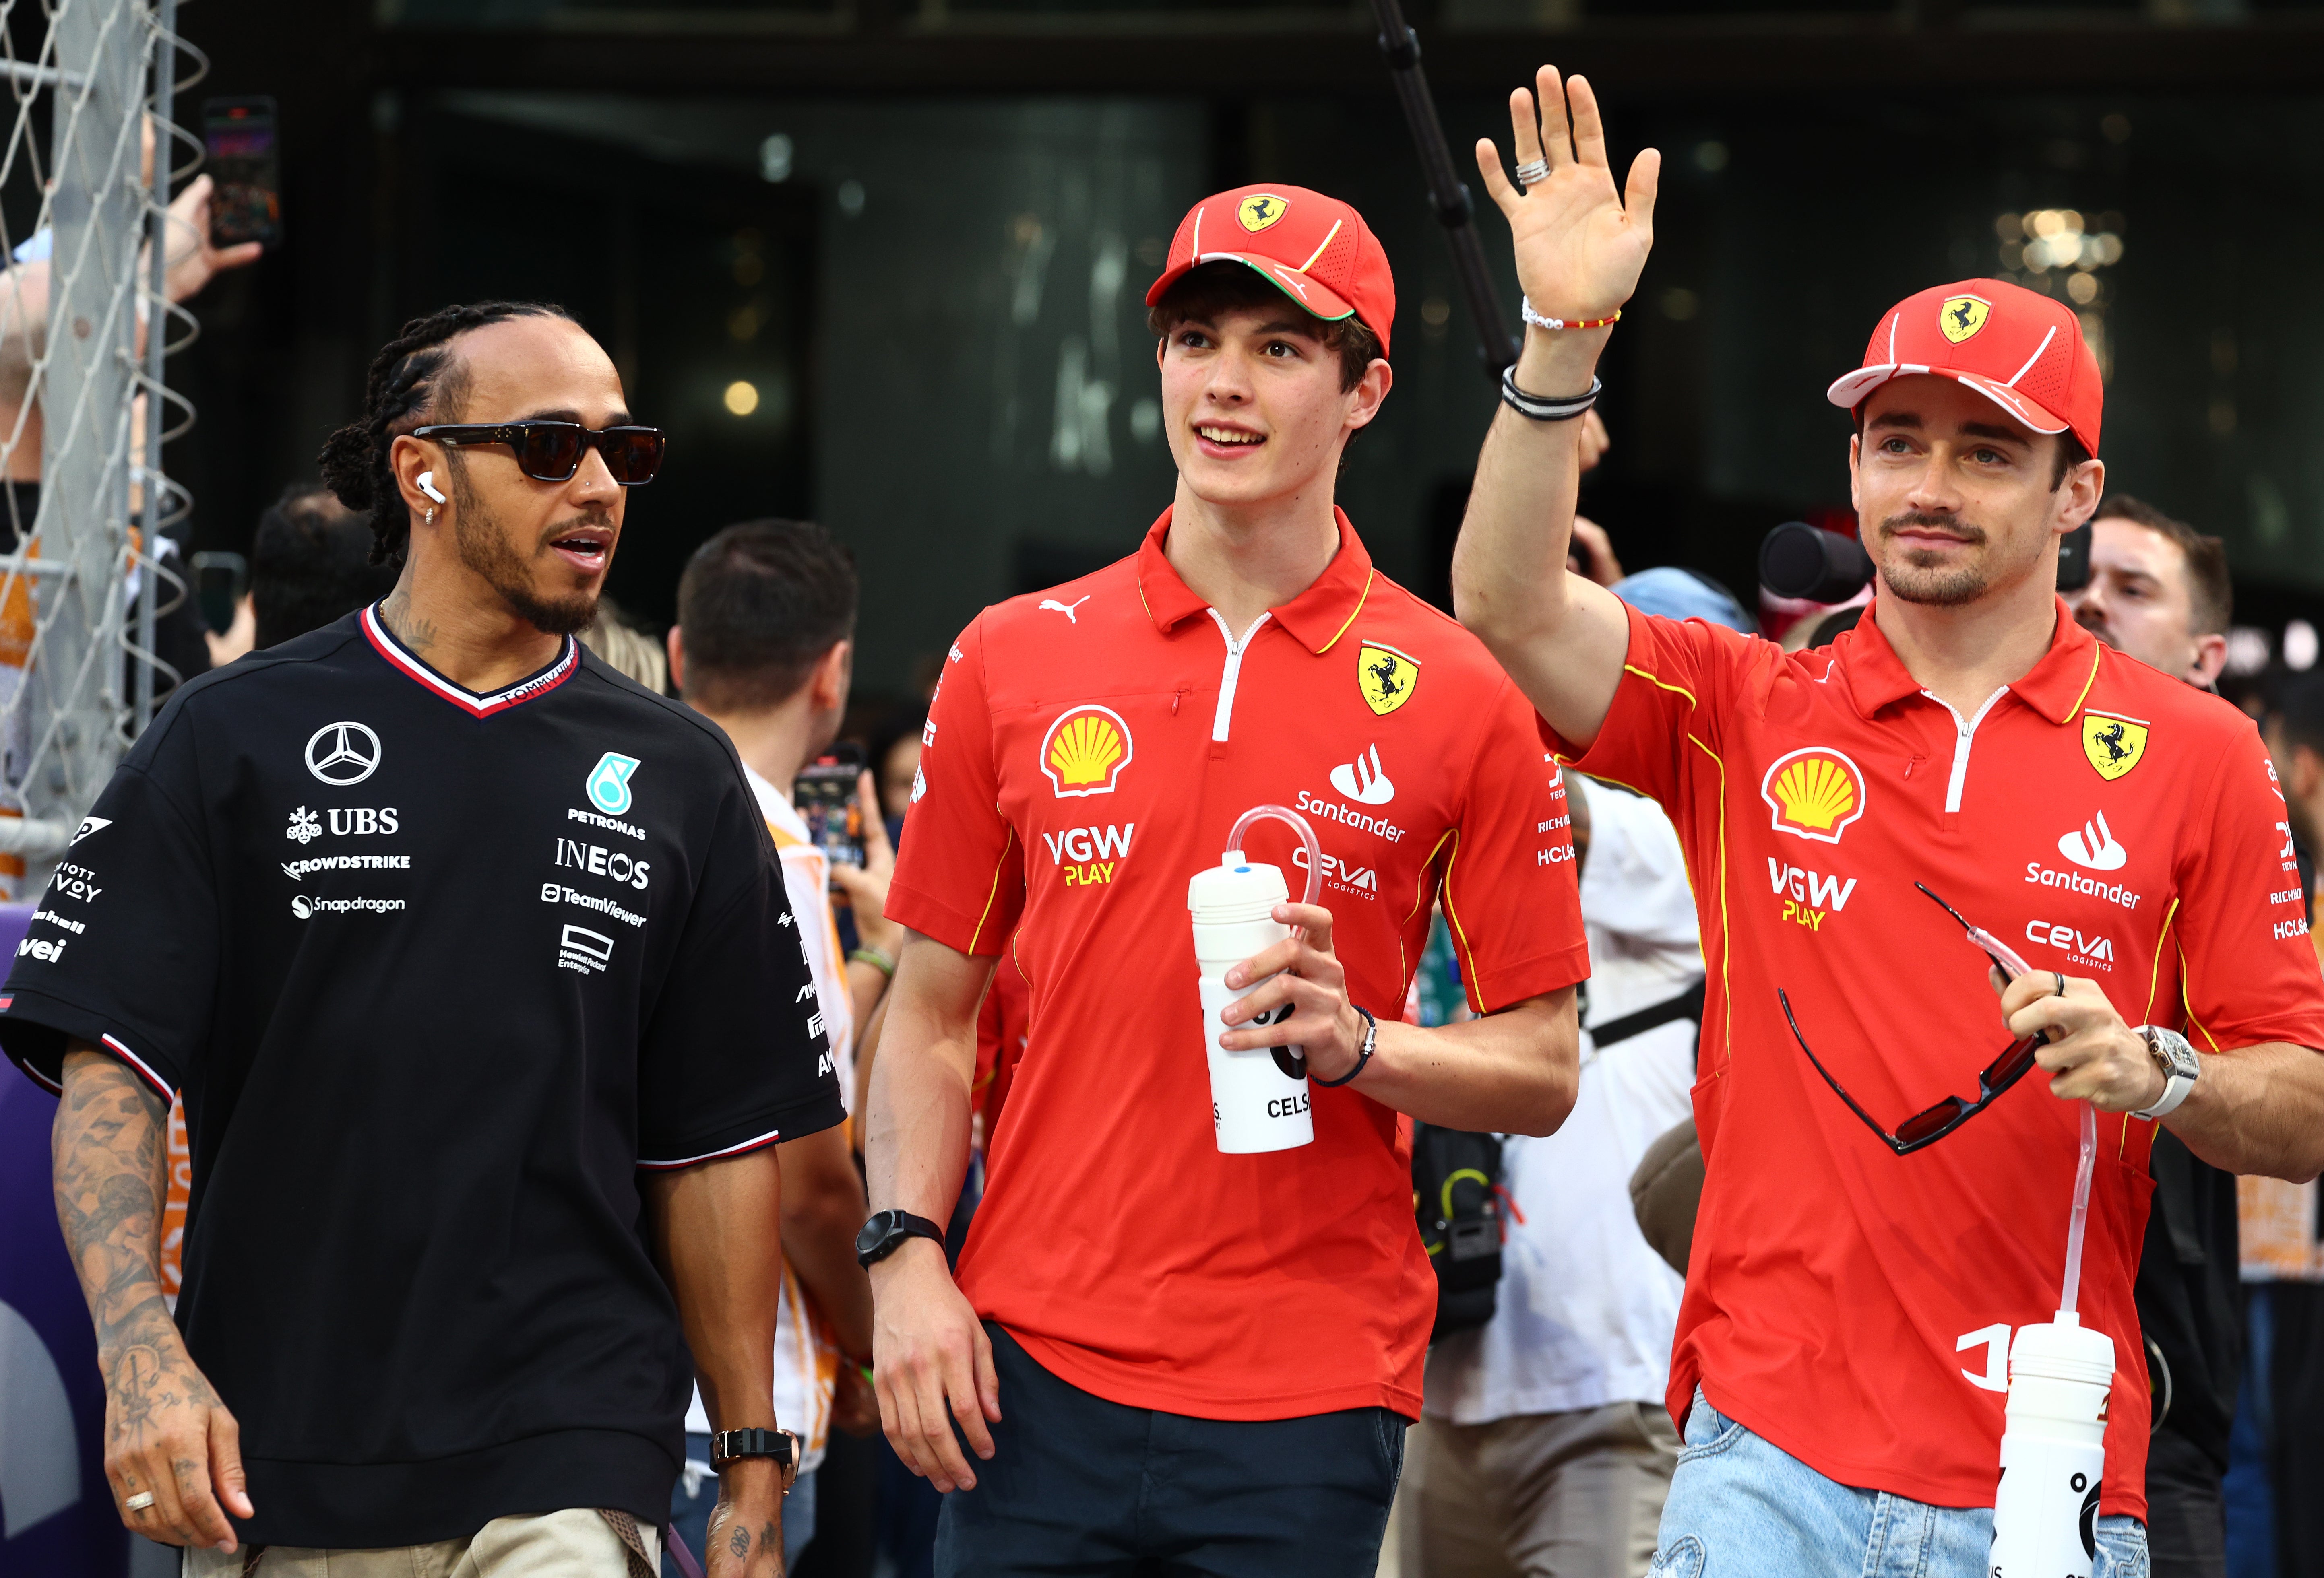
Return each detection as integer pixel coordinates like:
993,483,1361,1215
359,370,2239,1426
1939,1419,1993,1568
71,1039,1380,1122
856,1208,946,1268
710,1427,795,1470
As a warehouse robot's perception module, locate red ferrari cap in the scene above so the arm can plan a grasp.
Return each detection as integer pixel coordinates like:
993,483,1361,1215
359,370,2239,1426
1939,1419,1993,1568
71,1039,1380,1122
1826,279,2101,455
1145,184,1396,357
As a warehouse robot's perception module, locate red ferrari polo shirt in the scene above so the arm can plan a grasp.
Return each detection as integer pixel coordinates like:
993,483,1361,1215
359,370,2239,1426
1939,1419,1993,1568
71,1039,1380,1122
887,508,1589,1421
1555,599,2324,1518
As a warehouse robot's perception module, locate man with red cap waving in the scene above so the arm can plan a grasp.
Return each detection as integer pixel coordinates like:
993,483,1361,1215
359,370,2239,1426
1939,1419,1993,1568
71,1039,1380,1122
861,184,1591,1574
1452,65,2324,1577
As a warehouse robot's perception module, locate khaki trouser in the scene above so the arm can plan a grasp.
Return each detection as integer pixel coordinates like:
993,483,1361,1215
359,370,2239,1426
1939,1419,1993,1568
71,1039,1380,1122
181,1508,658,1578
1399,1401,1679,1578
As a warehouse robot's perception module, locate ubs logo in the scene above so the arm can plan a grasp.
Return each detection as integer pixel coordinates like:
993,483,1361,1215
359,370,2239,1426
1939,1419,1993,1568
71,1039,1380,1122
306,722,382,786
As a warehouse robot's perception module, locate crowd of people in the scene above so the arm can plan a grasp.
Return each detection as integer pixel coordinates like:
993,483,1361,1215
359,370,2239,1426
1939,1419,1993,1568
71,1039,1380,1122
4,59,2322,1578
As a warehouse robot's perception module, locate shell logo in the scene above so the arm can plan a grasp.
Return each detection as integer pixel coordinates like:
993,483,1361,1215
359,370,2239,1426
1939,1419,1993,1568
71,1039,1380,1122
1760,746,1867,845
1040,704,1134,798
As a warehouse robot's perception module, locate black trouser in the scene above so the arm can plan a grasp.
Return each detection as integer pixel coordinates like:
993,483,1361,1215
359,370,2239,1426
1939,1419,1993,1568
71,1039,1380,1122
935,1324,1407,1578
2144,1423,2226,1578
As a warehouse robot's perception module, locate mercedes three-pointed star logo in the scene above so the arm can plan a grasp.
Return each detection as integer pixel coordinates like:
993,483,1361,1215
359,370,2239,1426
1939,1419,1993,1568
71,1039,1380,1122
305,721,383,786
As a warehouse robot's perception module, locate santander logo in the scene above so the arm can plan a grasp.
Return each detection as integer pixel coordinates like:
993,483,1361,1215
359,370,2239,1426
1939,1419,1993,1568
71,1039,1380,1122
2057,812,2128,873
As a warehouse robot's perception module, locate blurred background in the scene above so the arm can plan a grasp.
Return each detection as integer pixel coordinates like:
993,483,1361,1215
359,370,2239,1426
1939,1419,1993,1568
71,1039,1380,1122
109,0,2324,704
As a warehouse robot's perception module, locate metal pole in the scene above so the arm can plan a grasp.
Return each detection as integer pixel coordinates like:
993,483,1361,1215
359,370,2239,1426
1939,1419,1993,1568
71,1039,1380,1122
1364,0,1521,381
31,0,144,874
135,0,174,734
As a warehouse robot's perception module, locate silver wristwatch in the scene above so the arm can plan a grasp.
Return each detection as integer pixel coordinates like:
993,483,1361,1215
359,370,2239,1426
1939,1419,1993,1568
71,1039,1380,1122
2130,1026,2199,1120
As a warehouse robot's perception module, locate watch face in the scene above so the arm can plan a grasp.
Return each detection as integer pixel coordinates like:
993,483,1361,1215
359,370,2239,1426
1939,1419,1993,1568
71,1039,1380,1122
854,1212,892,1258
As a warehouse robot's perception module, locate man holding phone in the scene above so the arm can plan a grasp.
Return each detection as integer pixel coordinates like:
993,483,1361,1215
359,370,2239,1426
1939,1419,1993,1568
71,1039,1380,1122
1450,66,2324,1576
866,185,1590,1576
667,517,896,1570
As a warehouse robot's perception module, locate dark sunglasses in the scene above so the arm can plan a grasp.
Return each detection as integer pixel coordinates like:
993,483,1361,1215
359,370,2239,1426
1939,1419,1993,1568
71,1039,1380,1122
411,421,665,485
1777,883,2049,1156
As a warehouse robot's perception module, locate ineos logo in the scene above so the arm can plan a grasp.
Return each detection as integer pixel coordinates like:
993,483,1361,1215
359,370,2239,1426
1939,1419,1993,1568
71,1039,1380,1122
306,722,382,787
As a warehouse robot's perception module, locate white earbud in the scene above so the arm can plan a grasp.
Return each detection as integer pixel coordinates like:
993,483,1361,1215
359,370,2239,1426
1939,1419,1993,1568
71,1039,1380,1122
417,470,447,504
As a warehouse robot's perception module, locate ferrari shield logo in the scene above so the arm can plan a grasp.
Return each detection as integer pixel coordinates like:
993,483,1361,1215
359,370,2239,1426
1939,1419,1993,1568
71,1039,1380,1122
1939,295,1991,344
1357,642,1421,716
1238,193,1289,233
2081,712,2148,781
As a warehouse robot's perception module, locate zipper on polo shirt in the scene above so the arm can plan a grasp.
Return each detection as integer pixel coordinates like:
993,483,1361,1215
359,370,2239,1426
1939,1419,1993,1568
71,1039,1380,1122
1206,610,1272,743
1923,686,2010,814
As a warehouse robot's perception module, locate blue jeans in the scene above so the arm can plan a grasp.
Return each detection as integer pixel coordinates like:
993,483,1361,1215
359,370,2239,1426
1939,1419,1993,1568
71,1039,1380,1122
662,1431,817,1576
1651,1388,2150,1578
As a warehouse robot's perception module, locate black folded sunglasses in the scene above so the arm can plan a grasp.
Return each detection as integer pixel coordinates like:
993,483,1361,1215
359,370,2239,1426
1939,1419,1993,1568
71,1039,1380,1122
1777,883,2051,1156
411,421,665,485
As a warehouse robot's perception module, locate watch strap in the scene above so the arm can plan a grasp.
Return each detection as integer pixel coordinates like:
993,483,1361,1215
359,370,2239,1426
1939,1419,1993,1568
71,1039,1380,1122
857,1208,946,1267
2131,1027,2197,1120
710,1427,794,1467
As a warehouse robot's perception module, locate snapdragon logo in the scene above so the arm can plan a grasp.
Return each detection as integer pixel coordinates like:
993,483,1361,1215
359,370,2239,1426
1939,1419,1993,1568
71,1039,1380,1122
290,895,405,919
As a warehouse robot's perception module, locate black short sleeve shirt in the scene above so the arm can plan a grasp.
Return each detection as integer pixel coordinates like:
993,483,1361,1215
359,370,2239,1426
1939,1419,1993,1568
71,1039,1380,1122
0,607,842,1547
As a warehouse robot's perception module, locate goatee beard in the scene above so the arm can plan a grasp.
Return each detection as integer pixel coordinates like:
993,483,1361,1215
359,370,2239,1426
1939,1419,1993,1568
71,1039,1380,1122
451,481,603,637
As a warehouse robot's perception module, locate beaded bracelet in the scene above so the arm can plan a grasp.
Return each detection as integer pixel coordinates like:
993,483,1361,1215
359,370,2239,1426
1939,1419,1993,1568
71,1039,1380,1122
1521,296,1622,332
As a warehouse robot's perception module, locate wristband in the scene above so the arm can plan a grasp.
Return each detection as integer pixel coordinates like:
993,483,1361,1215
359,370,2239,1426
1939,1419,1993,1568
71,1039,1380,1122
1314,1005,1378,1087
709,1427,795,1469
850,945,895,978
1521,297,1622,332
1500,367,1601,423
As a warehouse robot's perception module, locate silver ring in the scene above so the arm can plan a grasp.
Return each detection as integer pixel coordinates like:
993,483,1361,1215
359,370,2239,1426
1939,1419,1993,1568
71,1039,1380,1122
124,1491,155,1512
2055,972,2066,998
1513,158,1551,189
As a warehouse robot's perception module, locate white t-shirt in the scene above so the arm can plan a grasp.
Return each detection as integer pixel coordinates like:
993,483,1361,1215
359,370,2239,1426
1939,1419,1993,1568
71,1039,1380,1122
685,767,855,1472
1423,779,1701,1424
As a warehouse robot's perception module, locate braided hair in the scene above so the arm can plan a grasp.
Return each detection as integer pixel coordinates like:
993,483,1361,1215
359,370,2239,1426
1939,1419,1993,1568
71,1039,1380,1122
318,301,574,567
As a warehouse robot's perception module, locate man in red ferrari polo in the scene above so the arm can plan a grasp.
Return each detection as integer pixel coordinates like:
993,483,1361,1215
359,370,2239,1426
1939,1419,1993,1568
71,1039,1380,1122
1452,67,2324,1576
861,185,1589,1575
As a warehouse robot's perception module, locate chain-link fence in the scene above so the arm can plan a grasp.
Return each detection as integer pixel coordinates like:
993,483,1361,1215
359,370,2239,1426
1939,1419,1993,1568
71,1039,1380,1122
0,0,196,897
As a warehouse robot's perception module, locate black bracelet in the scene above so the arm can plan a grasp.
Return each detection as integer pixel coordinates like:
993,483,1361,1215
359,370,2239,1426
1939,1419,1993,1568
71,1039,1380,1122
1315,1005,1378,1087
1500,367,1601,423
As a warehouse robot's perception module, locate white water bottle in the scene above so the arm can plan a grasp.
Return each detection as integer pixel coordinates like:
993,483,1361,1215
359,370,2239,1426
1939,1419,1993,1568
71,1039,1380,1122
1989,1312,2115,1578
1187,805,1323,1155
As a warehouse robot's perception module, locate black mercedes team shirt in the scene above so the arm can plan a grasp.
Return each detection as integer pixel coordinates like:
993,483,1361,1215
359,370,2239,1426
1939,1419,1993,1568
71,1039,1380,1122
0,605,842,1548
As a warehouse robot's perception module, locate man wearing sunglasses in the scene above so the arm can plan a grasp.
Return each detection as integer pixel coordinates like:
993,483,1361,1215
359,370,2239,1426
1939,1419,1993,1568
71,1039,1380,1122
1451,67,2324,1578
1,301,838,1577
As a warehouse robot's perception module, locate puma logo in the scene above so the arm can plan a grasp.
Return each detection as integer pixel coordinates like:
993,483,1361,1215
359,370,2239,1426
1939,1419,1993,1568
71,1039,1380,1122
1039,596,1091,625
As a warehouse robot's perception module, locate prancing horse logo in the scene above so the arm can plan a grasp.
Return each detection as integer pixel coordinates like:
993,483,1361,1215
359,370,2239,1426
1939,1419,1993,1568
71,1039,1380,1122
1238,193,1289,233
1939,294,1991,344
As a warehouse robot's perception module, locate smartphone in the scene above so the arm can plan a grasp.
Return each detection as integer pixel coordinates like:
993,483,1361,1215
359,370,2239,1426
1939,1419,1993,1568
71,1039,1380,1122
202,97,281,250
190,550,247,636
795,744,866,884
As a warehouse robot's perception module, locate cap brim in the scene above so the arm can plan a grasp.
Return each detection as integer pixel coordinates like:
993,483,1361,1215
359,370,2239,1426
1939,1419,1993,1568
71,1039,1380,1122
1145,252,1359,326
1824,364,2069,437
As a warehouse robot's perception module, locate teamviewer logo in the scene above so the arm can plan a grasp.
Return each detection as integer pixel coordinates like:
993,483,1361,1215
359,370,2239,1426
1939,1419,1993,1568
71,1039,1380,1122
557,923,617,976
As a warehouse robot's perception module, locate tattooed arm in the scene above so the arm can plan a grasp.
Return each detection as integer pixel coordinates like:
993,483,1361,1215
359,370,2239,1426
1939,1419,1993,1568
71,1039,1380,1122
642,1144,790,1576
52,1044,252,1551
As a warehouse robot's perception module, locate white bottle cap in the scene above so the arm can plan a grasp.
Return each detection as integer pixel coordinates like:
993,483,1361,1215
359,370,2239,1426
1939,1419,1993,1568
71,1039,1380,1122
2008,1315,2116,1388
1187,854,1288,924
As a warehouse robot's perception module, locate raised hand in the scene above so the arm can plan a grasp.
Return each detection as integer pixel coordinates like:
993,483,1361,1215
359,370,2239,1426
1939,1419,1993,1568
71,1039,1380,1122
1473,68,1659,329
